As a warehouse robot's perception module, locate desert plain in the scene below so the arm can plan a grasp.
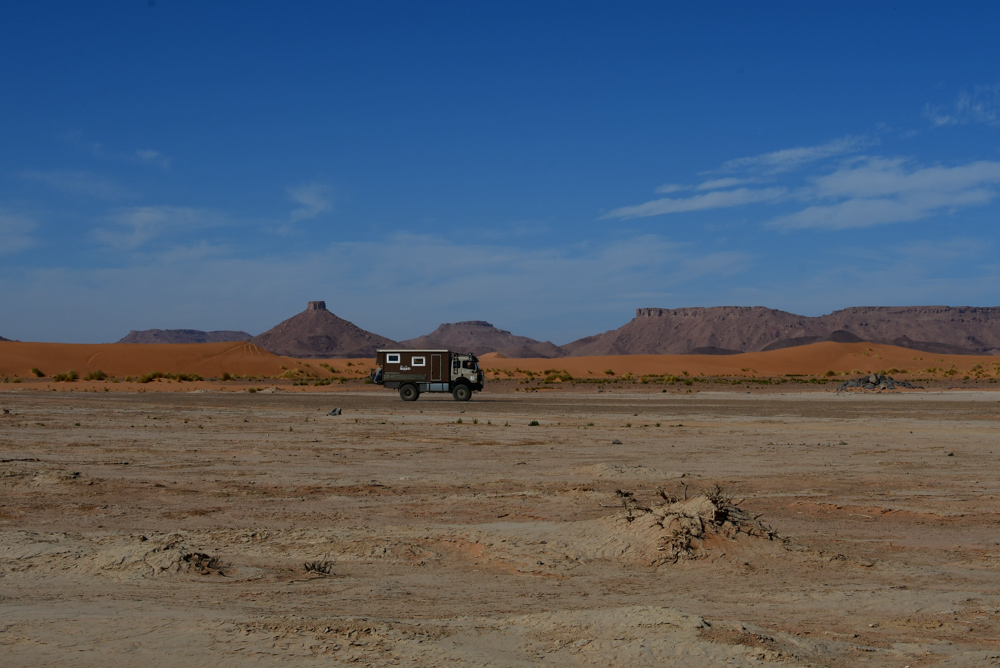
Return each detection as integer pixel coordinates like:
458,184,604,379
2,341,1000,666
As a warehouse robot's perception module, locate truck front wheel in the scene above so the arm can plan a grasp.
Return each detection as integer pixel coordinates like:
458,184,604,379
400,384,419,401
452,384,471,402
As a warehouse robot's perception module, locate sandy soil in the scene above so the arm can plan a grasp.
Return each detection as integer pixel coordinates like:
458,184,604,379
2,388,1000,666
4,340,1000,386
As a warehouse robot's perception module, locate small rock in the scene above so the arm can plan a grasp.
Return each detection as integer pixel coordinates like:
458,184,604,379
611,439,623,445
327,407,342,416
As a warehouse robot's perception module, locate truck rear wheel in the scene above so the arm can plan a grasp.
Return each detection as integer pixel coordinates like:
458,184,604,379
400,384,419,401
452,384,471,401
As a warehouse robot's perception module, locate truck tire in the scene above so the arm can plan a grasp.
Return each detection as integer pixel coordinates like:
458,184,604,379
399,384,419,401
452,384,471,402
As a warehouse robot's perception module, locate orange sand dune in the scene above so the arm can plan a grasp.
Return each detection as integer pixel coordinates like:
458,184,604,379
1,340,996,384
0,341,310,379
479,341,999,378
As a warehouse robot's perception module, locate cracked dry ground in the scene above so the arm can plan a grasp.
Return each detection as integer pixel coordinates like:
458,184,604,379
1,390,1000,667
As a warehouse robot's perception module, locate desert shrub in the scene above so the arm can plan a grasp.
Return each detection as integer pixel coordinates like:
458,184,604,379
84,370,108,381
604,369,615,375
53,370,79,382
31,367,44,377
824,370,836,377
529,420,540,426
221,372,232,381
304,559,335,575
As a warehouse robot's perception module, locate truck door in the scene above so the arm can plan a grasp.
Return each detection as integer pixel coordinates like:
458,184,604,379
431,354,442,382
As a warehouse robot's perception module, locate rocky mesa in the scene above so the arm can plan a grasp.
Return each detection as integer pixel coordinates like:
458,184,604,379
117,329,252,344
561,305,1000,356
251,301,396,358
400,321,564,358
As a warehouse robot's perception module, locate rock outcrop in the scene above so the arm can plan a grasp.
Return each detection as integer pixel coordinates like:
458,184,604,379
561,306,1000,356
251,301,395,358
400,321,564,358
837,373,918,391
117,329,252,344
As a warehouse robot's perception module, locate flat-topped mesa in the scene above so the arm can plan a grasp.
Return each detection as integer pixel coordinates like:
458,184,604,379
307,301,327,311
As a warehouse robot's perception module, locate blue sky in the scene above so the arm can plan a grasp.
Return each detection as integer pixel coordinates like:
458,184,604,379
2,2,1000,344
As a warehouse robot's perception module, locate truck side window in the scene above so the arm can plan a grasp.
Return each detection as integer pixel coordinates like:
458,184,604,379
412,357,426,366
387,353,400,364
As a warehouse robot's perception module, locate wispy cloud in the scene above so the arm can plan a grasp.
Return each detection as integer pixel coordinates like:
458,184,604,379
925,84,1000,127
135,149,172,169
20,169,131,200
287,183,332,221
694,177,761,191
0,232,752,343
768,158,1000,230
606,187,786,220
718,135,871,174
60,132,172,169
94,206,225,250
654,177,761,194
608,132,1000,231
0,211,37,255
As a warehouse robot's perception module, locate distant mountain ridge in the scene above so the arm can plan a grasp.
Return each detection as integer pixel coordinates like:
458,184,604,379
104,303,1000,358
400,321,564,358
560,306,1000,356
250,301,395,358
117,329,252,344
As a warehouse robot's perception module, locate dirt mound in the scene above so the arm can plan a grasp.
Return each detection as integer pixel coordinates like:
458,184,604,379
401,320,564,358
99,533,226,577
2,531,225,579
460,489,781,573
117,329,251,344
252,301,395,358
561,305,1000,356
597,488,781,566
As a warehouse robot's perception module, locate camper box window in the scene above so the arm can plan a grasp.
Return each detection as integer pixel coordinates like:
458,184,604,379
387,353,401,364
412,356,426,366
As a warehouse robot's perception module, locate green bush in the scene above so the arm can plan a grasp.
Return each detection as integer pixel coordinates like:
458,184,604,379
31,367,44,378
53,370,79,382
84,370,108,381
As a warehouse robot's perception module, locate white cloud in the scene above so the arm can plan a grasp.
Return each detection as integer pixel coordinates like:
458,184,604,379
925,84,1000,127
768,158,1000,230
0,211,37,255
606,187,787,219
20,169,130,200
718,135,871,174
655,183,690,194
94,206,225,249
287,183,332,221
695,177,761,191
135,149,172,169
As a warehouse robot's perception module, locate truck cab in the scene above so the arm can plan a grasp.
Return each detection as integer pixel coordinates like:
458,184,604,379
371,349,484,401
